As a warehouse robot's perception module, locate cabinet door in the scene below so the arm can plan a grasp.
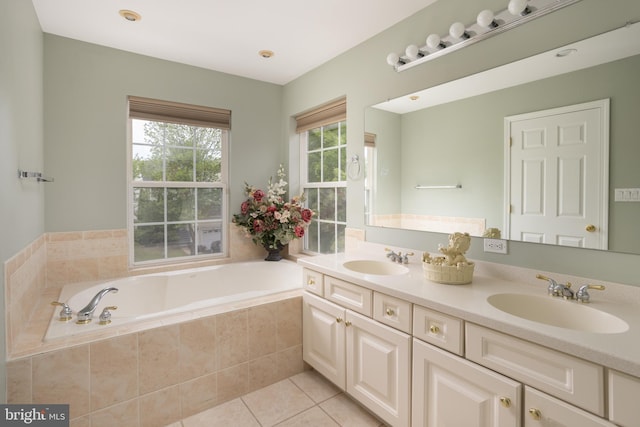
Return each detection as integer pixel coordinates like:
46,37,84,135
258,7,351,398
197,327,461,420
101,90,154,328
302,292,346,389
412,339,521,427
525,386,616,427
346,310,411,427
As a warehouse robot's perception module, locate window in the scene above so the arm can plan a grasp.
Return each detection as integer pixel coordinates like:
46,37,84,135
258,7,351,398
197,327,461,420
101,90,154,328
297,98,347,254
128,96,229,265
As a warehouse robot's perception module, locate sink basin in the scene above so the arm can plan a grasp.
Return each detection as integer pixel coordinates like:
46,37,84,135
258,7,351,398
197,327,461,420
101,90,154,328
487,293,629,334
343,260,409,276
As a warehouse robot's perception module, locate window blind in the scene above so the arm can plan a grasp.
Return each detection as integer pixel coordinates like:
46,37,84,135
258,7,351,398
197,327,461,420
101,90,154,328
295,97,346,133
364,132,376,147
128,96,231,130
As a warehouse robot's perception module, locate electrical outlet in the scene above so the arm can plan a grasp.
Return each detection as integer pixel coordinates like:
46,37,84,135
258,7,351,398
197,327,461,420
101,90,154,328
484,238,508,254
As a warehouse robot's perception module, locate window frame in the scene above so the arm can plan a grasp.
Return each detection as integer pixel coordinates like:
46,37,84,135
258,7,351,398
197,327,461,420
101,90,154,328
126,100,229,267
299,120,348,255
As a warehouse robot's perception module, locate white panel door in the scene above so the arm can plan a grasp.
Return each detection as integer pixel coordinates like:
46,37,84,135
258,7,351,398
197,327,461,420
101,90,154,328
506,99,609,249
412,339,520,427
302,292,346,389
347,310,411,427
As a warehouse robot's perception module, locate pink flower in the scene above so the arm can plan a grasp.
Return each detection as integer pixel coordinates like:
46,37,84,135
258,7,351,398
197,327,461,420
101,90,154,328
267,205,277,213
241,201,249,215
294,225,305,238
252,219,264,233
253,189,265,202
301,208,313,222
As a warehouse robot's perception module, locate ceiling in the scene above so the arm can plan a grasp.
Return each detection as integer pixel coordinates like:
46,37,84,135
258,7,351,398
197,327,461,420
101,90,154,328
31,0,437,85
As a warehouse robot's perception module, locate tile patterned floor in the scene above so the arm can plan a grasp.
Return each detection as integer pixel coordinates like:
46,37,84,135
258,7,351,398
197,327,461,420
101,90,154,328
167,370,387,427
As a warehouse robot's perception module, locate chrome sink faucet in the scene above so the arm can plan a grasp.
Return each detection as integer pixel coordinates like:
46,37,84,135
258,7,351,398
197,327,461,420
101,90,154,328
575,284,606,303
76,287,118,324
385,248,414,264
536,274,605,303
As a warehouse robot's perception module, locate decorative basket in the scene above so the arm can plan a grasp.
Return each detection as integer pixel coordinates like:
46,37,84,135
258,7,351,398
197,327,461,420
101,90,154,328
423,261,475,285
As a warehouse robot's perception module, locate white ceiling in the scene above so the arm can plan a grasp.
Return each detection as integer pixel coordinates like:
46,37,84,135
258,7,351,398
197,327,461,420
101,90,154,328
31,0,438,85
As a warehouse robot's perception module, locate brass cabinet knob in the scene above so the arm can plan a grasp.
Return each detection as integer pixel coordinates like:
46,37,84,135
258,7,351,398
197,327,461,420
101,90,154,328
429,325,440,334
336,317,343,323
586,224,596,232
385,308,395,316
529,408,541,420
307,277,315,285
499,397,511,408
345,320,352,327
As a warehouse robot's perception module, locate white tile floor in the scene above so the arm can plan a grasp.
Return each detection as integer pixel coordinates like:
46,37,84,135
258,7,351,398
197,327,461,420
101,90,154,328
167,370,387,427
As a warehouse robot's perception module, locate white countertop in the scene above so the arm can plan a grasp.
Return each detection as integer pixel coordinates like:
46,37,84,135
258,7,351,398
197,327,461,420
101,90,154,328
298,252,640,377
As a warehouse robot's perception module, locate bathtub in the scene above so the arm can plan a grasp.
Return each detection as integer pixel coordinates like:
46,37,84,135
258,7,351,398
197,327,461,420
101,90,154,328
45,260,303,342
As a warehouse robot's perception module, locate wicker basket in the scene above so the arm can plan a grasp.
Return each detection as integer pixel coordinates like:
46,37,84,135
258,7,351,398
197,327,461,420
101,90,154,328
423,261,474,285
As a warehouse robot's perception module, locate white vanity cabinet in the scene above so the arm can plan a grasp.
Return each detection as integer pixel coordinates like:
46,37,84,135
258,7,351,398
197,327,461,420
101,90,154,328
608,370,640,427
302,290,411,427
412,338,521,427
524,386,616,427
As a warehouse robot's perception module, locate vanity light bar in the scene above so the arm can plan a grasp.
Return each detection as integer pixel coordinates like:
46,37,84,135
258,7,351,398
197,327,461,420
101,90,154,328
389,0,582,72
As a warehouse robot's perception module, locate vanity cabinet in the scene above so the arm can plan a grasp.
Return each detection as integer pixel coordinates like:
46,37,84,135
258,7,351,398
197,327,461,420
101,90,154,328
608,370,640,427
524,386,616,427
302,291,411,427
412,338,521,427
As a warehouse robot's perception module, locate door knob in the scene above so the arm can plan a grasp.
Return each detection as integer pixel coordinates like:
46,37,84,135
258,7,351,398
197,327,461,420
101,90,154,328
586,224,596,232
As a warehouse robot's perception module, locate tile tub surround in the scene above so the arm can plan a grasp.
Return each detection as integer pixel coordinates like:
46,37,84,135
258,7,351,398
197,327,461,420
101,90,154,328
6,295,305,425
4,227,268,358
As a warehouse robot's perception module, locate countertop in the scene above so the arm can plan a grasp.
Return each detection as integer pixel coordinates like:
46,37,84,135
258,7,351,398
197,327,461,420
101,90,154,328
298,252,640,378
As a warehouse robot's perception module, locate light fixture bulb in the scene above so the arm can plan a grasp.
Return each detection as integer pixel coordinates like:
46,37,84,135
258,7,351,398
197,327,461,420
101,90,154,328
449,22,469,40
508,0,531,16
426,34,445,50
119,9,141,22
405,44,422,60
477,9,498,28
386,52,400,67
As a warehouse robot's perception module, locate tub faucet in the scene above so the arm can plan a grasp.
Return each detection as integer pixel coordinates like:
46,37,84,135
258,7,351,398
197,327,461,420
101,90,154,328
76,287,118,324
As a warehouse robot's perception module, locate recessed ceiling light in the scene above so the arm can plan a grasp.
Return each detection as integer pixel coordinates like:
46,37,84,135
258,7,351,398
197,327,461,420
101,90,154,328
119,10,141,22
409,95,420,101
258,50,274,59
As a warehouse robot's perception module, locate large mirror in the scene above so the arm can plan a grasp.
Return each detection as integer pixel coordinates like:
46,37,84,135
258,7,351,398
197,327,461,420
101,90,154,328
365,22,640,254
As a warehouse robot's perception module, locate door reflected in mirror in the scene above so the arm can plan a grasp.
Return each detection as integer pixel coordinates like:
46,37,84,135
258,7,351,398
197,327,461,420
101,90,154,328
364,22,640,254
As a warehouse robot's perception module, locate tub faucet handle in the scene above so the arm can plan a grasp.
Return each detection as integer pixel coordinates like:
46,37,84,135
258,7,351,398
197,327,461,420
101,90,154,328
99,306,117,325
51,301,73,322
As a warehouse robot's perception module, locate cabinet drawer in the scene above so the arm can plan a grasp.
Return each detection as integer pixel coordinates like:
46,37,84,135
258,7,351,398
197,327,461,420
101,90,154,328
413,305,463,356
466,323,604,416
302,268,323,296
608,370,640,427
525,386,615,427
324,276,372,316
373,292,412,334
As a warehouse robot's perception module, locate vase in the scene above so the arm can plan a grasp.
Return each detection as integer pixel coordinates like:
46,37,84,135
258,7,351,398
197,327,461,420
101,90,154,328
263,243,284,261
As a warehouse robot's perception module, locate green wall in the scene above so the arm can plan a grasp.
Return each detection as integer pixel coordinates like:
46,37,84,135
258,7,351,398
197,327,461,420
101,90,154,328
43,35,284,232
282,0,640,285
0,0,45,404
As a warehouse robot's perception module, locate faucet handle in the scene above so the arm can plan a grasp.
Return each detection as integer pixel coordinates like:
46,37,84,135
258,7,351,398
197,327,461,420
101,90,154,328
575,284,605,303
536,274,559,295
99,306,118,325
51,301,73,322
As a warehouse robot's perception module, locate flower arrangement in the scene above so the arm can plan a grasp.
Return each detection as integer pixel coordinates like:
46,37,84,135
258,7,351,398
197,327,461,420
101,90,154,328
233,166,314,254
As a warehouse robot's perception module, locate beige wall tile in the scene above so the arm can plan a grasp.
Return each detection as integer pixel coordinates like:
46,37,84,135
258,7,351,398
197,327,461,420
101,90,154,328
180,316,217,381
90,399,139,427
69,416,91,427
247,303,276,359
179,372,218,418
217,363,248,403
276,297,302,350
90,334,138,410
216,309,248,370
248,353,279,392
139,385,181,427
6,358,32,403
32,345,91,419
138,325,181,394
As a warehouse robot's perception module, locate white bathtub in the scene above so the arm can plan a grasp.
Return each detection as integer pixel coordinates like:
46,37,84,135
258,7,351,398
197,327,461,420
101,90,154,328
45,260,303,342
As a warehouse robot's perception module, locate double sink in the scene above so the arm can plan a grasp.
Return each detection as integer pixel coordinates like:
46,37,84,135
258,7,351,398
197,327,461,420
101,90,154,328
342,259,629,335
